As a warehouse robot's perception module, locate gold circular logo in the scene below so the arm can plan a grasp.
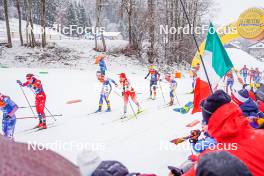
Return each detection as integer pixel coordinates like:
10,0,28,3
237,7,264,40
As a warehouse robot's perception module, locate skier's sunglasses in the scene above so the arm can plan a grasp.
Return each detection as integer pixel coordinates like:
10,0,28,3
26,77,33,80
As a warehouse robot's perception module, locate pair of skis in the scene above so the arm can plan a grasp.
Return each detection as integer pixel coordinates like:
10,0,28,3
102,109,146,125
17,122,58,134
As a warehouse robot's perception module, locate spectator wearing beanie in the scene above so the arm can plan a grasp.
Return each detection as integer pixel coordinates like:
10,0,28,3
196,151,252,176
231,89,259,117
243,84,257,101
183,90,264,176
77,150,157,176
255,83,264,112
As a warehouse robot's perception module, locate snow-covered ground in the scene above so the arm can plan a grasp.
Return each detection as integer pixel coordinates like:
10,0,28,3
0,39,263,175
0,65,199,176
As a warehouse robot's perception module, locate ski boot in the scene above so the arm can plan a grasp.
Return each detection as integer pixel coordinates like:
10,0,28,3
169,100,174,106
137,105,142,114
105,107,111,112
121,112,127,119
95,107,102,113
39,123,47,129
35,115,43,128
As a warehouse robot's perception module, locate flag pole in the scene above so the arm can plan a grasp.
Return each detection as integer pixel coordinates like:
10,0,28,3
179,0,213,93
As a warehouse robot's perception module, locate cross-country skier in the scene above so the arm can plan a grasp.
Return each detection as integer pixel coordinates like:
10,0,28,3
17,74,47,129
119,73,141,118
144,64,160,100
95,71,118,112
223,70,234,94
253,67,261,87
0,93,18,139
98,54,107,75
240,65,248,83
164,73,177,106
249,67,255,83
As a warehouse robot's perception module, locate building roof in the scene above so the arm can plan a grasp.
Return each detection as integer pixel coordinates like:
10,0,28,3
248,42,264,49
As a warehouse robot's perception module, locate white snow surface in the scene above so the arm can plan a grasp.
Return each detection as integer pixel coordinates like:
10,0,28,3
0,40,263,175
0,66,198,176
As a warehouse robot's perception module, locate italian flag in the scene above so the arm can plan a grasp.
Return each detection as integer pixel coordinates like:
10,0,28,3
192,23,234,114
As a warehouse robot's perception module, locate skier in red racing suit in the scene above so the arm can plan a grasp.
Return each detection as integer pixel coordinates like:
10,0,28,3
17,74,47,129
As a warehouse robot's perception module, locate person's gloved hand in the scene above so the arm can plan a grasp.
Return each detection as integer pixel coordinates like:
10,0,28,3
17,80,22,86
6,115,11,119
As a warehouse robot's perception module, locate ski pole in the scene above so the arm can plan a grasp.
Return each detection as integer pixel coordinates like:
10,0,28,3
19,105,36,109
175,94,181,106
17,114,62,120
29,89,56,121
158,81,166,103
19,86,36,118
113,90,137,117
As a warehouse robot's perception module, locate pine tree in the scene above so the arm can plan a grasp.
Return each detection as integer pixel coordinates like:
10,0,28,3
64,2,77,36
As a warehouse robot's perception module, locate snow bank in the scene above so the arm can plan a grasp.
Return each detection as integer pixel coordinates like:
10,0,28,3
226,48,264,70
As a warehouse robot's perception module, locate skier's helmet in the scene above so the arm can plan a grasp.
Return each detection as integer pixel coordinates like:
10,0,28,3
26,73,34,80
119,73,126,79
96,71,102,77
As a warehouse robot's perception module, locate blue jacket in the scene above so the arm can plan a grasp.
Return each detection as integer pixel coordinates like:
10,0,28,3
0,96,18,119
99,60,107,72
240,99,259,117
192,132,217,153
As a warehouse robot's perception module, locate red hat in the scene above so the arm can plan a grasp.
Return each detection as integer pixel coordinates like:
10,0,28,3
26,73,34,79
119,73,126,79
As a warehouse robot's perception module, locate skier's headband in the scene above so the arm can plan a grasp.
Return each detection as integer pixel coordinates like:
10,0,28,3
26,76,33,80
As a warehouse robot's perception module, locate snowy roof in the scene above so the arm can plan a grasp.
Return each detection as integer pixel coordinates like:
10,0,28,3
248,42,264,49
224,43,240,49
102,32,121,37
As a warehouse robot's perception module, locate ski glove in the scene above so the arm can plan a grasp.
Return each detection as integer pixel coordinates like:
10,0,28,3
17,80,23,86
5,115,11,119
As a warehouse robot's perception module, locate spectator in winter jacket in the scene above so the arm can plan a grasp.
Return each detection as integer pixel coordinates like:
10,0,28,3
183,90,264,176
231,89,264,128
255,83,264,112
231,89,259,117
77,150,157,176
196,151,252,176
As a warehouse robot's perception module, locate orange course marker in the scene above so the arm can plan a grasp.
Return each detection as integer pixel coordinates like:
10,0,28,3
186,120,200,127
66,99,82,104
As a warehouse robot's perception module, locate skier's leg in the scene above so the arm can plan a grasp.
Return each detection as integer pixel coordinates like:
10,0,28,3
6,117,16,140
2,117,8,138
97,94,104,112
104,93,111,111
226,81,230,94
230,81,234,92
169,90,174,106
131,92,141,112
123,93,129,114
149,81,153,98
153,84,157,99
36,93,46,128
